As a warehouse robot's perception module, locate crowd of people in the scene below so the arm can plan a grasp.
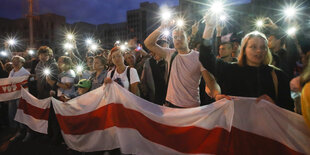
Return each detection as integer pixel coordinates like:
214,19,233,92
0,12,310,153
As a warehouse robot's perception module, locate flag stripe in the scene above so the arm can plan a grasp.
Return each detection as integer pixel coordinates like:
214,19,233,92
229,127,303,155
57,103,230,154
18,98,50,120
15,109,49,134
56,103,301,154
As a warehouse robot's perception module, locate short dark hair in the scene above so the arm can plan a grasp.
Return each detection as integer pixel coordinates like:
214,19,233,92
220,42,233,47
38,46,53,57
94,55,107,66
269,30,285,46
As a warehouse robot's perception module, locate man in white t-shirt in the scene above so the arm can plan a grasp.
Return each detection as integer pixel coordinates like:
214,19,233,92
144,24,220,108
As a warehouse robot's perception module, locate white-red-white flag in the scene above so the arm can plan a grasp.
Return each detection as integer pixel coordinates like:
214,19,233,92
51,83,310,154
0,76,29,102
15,88,51,134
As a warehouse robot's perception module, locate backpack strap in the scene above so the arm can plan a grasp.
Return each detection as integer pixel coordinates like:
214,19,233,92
127,67,131,85
110,69,115,79
167,51,178,84
271,69,278,101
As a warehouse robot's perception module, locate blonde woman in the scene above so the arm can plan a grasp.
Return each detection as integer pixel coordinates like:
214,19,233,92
199,15,294,111
104,47,140,96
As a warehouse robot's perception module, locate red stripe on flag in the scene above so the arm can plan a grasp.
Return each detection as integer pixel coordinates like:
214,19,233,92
18,98,50,120
0,80,28,93
228,127,302,155
56,103,302,154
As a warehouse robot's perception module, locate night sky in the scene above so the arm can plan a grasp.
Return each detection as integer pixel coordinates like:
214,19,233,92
0,0,250,25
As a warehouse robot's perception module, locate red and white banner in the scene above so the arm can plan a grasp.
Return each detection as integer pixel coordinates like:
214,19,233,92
50,83,310,154
0,76,28,102
15,88,51,134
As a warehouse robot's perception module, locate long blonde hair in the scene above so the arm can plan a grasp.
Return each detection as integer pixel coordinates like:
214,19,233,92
237,31,272,66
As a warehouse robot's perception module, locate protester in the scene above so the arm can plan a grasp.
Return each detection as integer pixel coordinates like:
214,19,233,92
301,55,310,129
199,14,294,111
90,56,108,90
144,22,220,108
218,42,237,62
141,40,168,105
35,46,59,99
105,47,140,96
268,30,299,80
46,56,76,102
76,79,92,96
8,56,30,128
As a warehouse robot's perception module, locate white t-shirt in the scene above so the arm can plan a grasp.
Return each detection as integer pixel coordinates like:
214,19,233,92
164,48,206,107
58,70,76,97
9,67,30,77
107,66,140,91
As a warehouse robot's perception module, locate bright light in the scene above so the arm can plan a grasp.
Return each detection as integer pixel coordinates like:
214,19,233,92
0,51,7,57
28,50,34,55
211,2,224,14
286,27,297,36
7,39,16,46
120,44,127,51
176,19,185,28
65,52,69,55
256,20,264,28
160,7,172,21
163,29,170,36
90,44,98,51
219,15,227,22
64,42,73,50
124,42,128,45
284,6,297,18
85,38,93,45
76,65,83,73
253,31,260,35
66,33,75,40
43,68,51,76
115,40,120,44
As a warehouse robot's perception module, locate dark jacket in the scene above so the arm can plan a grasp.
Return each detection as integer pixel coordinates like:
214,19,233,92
199,39,294,111
35,59,59,99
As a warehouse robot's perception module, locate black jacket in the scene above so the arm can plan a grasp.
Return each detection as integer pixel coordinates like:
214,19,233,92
199,40,294,111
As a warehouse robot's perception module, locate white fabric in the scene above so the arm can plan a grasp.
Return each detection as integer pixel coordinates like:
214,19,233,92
14,88,51,134
164,48,206,107
0,76,29,102
107,66,140,90
58,70,76,97
9,67,30,77
16,83,310,154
